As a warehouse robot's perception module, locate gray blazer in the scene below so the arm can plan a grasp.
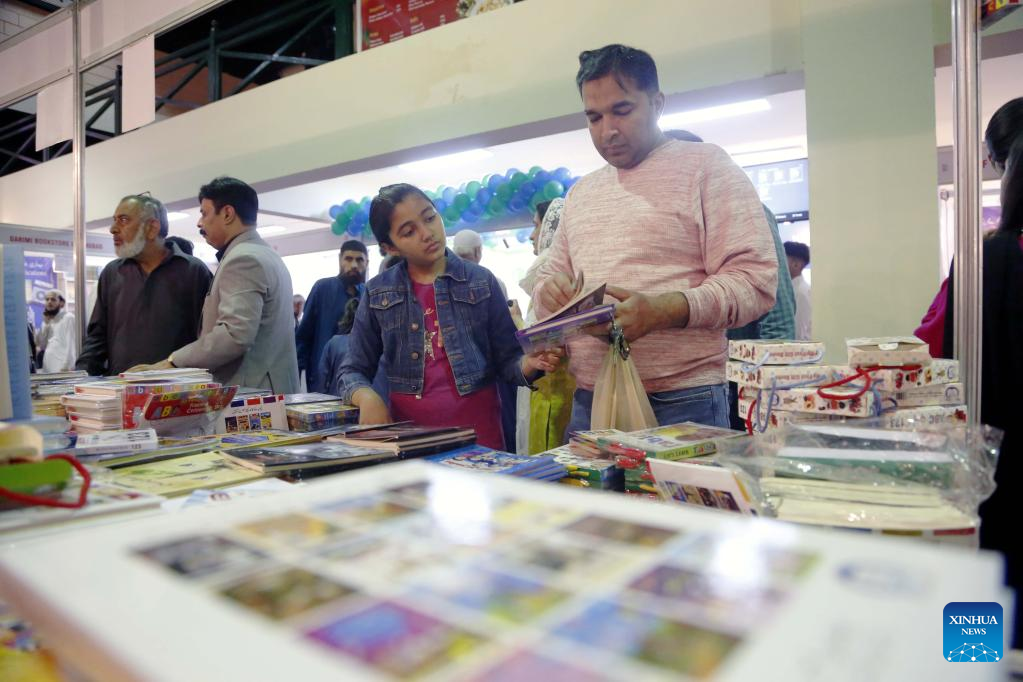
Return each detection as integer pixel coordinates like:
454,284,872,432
172,230,299,393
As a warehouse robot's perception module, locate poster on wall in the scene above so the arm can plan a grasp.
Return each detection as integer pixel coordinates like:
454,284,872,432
360,0,514,50
23,255,57,330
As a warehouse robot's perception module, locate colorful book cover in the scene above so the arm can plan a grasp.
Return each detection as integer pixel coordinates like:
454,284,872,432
123,381,221,428
428,445,555,475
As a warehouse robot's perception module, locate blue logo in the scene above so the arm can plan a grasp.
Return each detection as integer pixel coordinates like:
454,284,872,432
943,602,1002,662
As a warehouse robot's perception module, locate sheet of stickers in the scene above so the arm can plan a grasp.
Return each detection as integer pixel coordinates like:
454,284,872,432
0,461,1007,682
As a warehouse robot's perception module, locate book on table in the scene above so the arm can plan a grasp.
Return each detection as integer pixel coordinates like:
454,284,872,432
222,442,398,474
73,428,159,456
515,272,615,352
327,423,476,457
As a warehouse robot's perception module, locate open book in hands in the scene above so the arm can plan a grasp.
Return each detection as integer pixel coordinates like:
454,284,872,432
515,272,615,353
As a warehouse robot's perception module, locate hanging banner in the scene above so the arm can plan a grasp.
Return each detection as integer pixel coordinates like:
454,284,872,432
359,0,513,50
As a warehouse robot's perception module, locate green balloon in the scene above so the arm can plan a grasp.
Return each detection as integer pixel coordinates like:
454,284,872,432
509,172,528,190
466,181,481,199
528,165,543,179
495,183,513,201
344,203,359,218
331,219,345,235
453,193,471,212
543,180,565,200
486,197,504,216
444,206,461,224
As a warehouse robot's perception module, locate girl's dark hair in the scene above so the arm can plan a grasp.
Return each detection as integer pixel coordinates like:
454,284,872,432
985,97,1023,171
369,183,434,246
999,134,1023,235
336,297,361,335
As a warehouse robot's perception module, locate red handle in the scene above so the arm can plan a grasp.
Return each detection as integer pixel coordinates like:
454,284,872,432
0,454,92,509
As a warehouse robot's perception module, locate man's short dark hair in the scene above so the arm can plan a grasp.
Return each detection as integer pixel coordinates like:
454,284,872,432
784,241,810,265
664,129,703,143
576,44,659,94
166,236,195,255
340,239,368,256
198,176,258,226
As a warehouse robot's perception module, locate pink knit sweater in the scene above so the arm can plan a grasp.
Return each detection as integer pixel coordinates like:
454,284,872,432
535,140,778,393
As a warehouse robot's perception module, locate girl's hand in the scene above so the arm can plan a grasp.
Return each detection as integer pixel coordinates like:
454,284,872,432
521,348,565,379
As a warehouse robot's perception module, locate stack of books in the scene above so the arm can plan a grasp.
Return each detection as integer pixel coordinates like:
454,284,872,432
60,391,124,433
528,445,621,490
286,401,360,432
74,428,159,456
730,338,968,433
65,369,218,432
326,423,476,459
427,445,567,480
571,423,744,499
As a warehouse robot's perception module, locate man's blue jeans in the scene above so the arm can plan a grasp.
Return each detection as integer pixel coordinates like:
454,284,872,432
566,383,731,437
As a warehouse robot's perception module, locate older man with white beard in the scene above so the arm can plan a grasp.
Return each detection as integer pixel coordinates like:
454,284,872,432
76,194,212,376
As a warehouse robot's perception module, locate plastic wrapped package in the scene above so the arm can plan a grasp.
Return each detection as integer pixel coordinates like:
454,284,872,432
710,421,1000,545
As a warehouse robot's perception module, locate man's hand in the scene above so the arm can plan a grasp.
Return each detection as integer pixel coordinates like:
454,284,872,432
521,347,565,379
537,272,577,314
125,359,174,373
605,286,690,342
352,388,392,425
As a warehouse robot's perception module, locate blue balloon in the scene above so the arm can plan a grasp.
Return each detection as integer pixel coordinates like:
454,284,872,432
534,170,551,185
553,167,571,183
508,196,525,212
471,196,486,213
434,198,448,213
360,197,371,210
477,188,492,205
505,168,521,180
351,212,366,228
487,174,503,191
461,210,479,224
442,187,456,204
516,229,529,243
519,181,536,197
329,204,343,219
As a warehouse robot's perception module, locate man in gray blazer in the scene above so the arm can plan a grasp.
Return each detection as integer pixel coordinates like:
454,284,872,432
129,177,299,393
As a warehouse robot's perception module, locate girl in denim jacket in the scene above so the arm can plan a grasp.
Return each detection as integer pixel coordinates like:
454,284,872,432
339,184,561,449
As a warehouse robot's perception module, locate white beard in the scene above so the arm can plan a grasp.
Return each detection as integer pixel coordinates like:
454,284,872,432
116,227,147,259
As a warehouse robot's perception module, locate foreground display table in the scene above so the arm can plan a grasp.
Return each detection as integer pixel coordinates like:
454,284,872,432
0,461,1011,681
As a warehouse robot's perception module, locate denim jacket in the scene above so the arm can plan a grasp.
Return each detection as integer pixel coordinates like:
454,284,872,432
340,250,531,402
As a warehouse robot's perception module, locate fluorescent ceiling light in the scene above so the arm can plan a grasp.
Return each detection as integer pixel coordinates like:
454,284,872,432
166,211,190,221
659,98,771,128
256,225,286,236
399,149,493,172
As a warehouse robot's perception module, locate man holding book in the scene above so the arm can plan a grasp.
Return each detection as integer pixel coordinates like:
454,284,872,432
535,44,777,432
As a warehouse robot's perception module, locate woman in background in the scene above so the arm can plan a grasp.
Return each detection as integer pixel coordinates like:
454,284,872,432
943,100,1023,648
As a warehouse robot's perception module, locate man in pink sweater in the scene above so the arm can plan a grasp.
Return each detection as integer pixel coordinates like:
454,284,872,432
535,44,777,432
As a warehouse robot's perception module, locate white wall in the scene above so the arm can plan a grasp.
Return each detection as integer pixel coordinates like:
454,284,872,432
0,0,804,228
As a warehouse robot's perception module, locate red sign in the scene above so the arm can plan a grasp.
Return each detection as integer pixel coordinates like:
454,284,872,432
360,1,512,50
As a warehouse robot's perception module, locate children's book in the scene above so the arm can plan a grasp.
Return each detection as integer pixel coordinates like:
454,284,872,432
222,443,397,473
109,451,264,497
515,273,615,352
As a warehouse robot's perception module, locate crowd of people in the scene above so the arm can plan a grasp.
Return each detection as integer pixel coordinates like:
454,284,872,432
29,45,1021,635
